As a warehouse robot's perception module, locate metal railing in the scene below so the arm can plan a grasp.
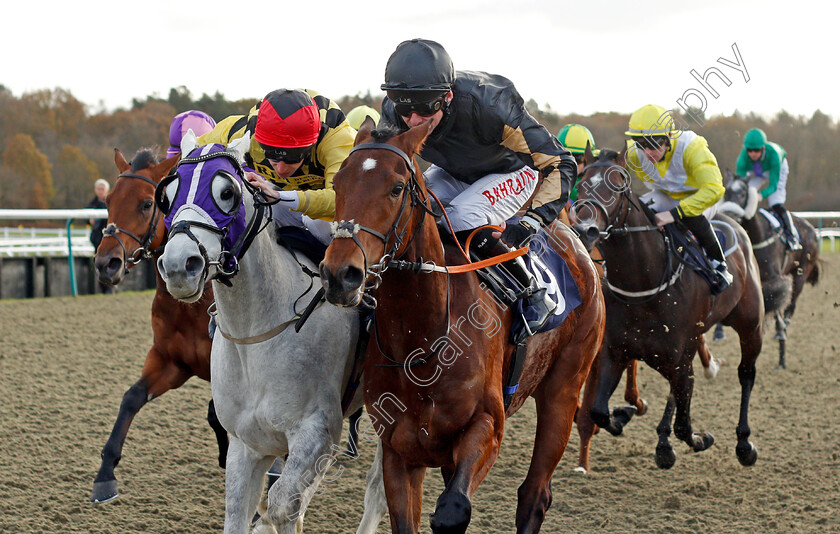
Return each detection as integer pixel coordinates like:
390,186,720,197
0,209,108,296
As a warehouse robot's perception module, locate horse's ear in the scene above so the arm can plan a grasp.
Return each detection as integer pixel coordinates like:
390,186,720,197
617,143,628,167
226,132,250,165
154,154,180,181
396,120,434,157
114,148,130,173
583,141,595,165
354,116,375,146
180,128,199,157
723,168,734,187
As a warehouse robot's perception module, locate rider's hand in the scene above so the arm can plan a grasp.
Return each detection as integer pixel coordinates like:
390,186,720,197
245,172,299,210
499,215,541,248
654,210,675,227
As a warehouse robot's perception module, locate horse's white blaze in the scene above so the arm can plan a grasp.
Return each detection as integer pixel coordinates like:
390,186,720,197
362,157,377,171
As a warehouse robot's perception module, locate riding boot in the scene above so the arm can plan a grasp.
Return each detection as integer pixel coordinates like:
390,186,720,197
771,204,802,251
681,215,733,295
456,229,556,340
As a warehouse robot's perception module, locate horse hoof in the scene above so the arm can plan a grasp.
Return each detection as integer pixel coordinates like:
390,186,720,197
774,363,787,370
655,444,677,469
713,327,726,341
692,431,715,452
90,480,119,504
430,490,471,533
611,405,637,433
573,466,588,474
736,441,758,466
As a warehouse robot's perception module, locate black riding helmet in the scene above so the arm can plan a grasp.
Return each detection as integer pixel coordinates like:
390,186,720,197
381,38,454,104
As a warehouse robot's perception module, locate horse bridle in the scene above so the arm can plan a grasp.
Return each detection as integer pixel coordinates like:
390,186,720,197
157,151,273,287
101,173,163,273
331,142,441,304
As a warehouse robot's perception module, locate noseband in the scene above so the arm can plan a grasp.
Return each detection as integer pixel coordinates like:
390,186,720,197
331,142,440,302
101,173,162,272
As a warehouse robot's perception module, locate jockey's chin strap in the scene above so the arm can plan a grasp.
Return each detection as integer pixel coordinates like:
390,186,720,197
165,151,271,287
101,173,163,271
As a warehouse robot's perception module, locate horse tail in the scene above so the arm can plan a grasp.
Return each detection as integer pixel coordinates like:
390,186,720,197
762,274,792,315
807,258,823,286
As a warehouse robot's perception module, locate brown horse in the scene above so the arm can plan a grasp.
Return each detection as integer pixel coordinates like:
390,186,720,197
90,148,222,503
572,147,764,469
320,119,605,533
719,170,821,368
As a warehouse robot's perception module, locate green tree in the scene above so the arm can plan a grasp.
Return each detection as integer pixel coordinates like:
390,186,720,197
2,133,54,208
53,144,100,208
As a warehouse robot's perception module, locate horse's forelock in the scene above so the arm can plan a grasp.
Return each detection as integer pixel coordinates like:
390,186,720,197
370,126,403,143
598,149,620,162
130,148,161,171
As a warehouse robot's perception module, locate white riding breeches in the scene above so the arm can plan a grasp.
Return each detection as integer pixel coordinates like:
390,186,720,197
424,164,539,233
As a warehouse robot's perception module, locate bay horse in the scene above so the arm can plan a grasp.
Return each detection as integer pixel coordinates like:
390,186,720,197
719,170,821,368
156,133,378,534
320,119,605,533
90,148,225,503
572,147,764,469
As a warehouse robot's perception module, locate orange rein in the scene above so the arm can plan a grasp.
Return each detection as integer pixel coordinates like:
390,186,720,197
425,188,528,274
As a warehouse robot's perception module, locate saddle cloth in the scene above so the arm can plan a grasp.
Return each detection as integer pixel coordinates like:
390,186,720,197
664,220,738,289
475,217,581,336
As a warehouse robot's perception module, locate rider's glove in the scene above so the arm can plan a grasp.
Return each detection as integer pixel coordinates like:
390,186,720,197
500,213,542,248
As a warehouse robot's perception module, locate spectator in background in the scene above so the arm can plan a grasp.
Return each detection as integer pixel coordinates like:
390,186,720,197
87,179,109,251
87,178,112,293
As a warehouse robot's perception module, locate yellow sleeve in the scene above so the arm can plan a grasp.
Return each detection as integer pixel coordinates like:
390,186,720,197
677,136,724,218
294,121,356,220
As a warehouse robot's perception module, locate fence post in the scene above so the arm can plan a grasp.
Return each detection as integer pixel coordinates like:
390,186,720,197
66,218,77,297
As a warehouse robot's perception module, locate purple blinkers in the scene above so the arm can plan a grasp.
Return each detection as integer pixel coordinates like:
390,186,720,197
158,144,247,261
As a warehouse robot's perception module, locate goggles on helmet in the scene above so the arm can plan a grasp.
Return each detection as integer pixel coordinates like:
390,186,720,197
259,143,311,164
634,136,668,151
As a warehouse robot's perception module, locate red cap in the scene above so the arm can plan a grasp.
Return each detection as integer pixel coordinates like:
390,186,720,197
254,89,320,148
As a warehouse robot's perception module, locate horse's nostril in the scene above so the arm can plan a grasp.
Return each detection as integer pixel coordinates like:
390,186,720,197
338,265,364,293
106,257,123,275
185,256,204,276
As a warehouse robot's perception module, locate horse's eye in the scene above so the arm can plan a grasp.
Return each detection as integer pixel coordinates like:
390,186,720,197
390,182,405,197
143,199,153,210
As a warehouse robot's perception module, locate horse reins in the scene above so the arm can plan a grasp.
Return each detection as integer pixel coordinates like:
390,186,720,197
101,173,163,272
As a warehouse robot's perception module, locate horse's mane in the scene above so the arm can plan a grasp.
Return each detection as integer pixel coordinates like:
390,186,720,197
596,149,620,162
130,147,161,171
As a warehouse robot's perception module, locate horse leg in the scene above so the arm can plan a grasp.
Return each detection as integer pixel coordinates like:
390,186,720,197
345,407,363,458
91,357,189,503
91,378,150,503
263,413,340,533
670,361,715,454
575,353,599,473
382,444,426,533
774,310,787,369
516,349,592,533
356,439,388,534
223,437,274,534
623,360,647,415
734,326,761,466
430,412,503,534
697,333,721,380
712,323,726,341
655,394,677,469
208,399,229,468
590,348,634,436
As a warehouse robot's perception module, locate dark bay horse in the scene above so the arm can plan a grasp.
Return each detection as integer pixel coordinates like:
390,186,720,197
572,147,764,469
90,148,223,503
719,171,821,368
320,119,605,533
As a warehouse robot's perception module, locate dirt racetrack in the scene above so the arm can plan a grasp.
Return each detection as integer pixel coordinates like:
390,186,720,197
1,258,838,534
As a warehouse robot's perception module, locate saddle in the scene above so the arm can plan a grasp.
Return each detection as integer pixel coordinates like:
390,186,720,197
663,220,738,291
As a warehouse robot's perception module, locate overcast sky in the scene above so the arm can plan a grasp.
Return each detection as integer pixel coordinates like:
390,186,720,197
4,0,837,122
